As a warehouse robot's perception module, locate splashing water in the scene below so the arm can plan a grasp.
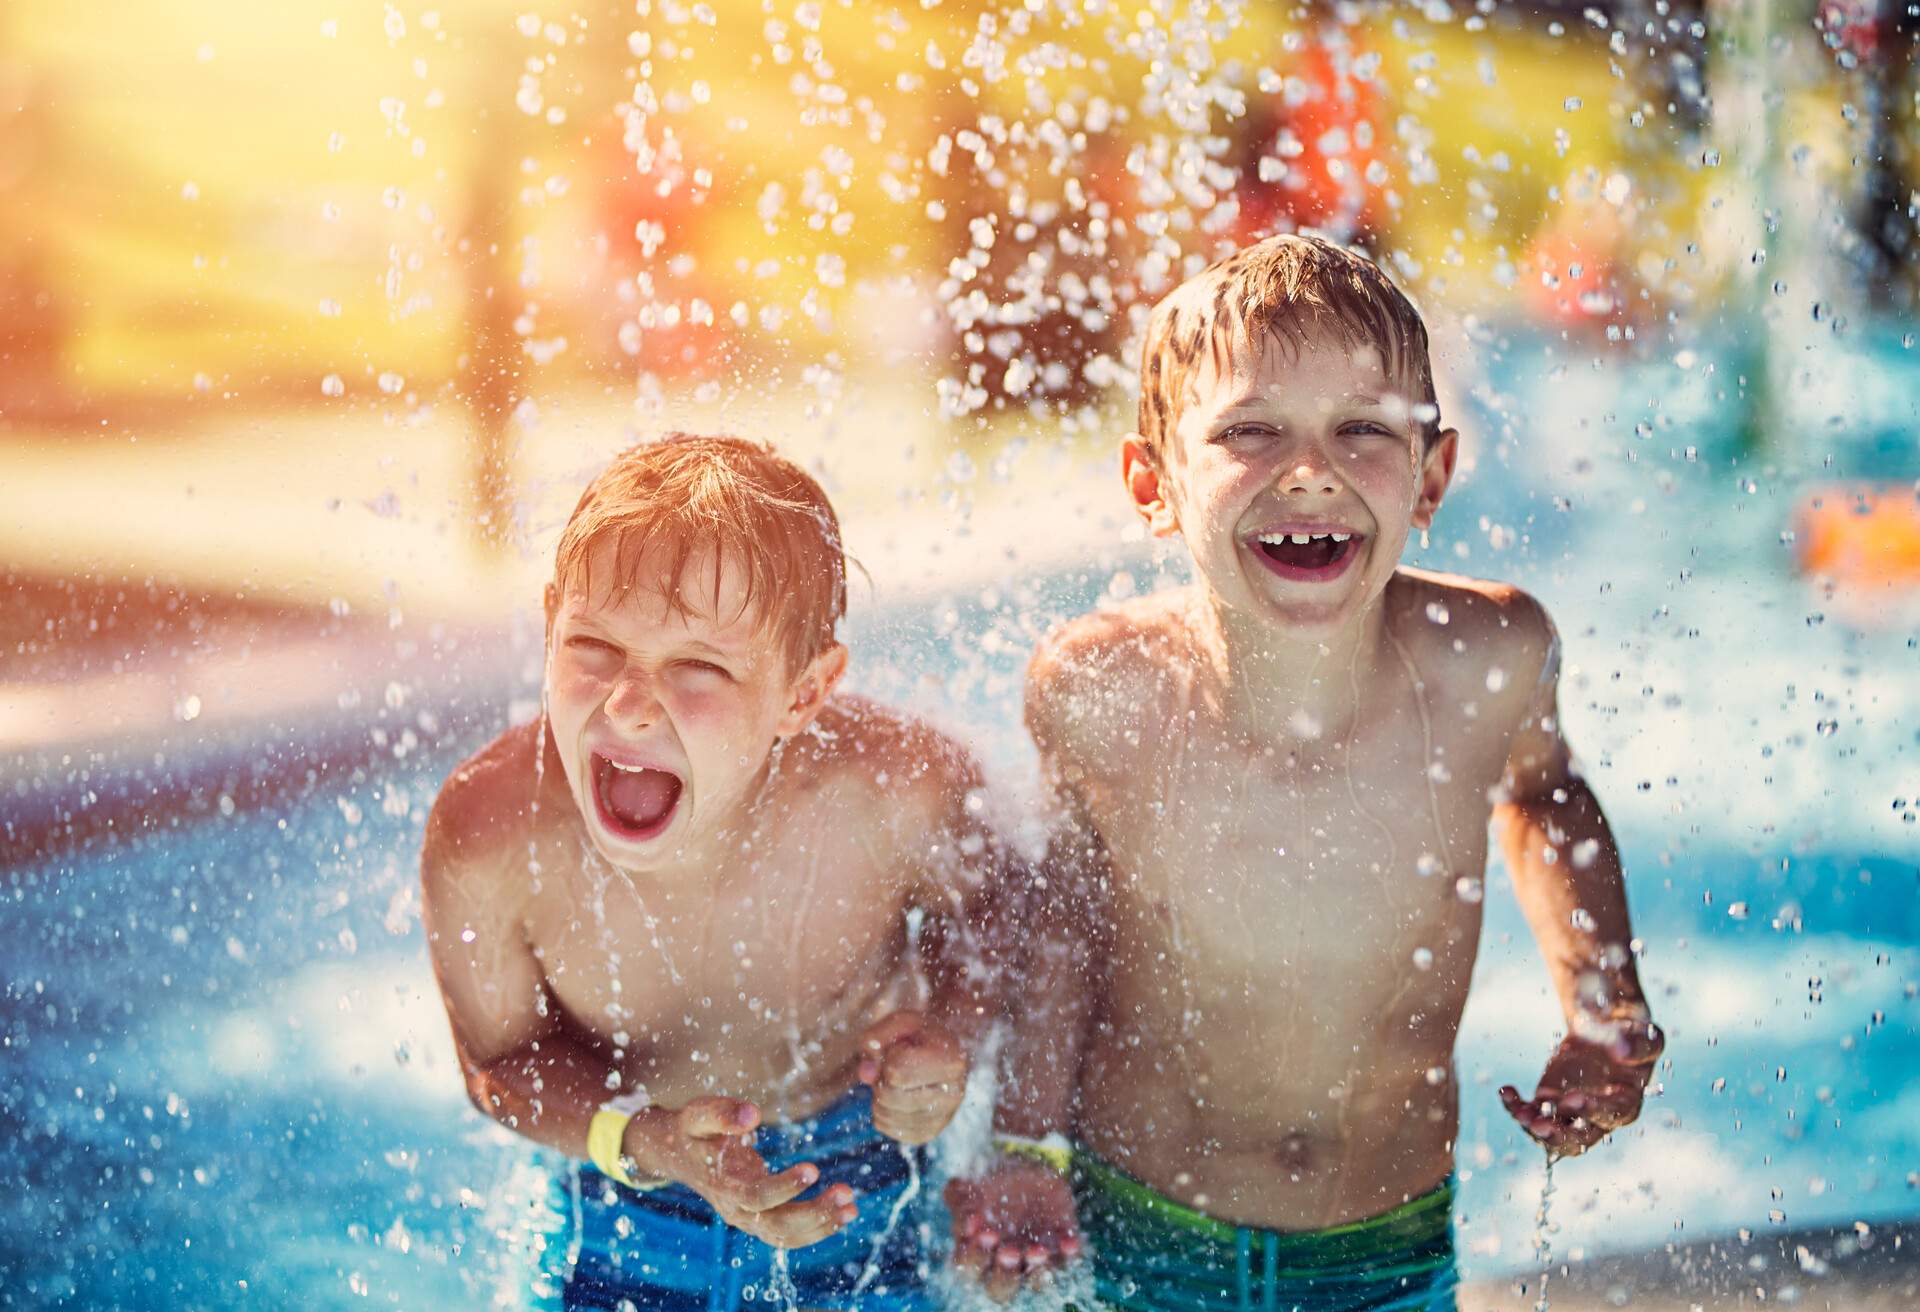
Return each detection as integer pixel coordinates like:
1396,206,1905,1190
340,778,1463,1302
1530,1151,1557,1312
767,1246,800,1311
849,1143,922,1301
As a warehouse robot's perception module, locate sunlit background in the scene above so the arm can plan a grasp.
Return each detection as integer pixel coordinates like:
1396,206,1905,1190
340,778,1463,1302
3,0,1917,1308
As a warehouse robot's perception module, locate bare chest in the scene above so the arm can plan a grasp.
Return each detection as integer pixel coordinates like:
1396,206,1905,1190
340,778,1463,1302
1087,719,1499,994
521,827,914,1080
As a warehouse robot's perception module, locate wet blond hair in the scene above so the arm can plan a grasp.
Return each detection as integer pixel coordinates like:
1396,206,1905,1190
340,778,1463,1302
552,434,847,670
1137,233,1439,459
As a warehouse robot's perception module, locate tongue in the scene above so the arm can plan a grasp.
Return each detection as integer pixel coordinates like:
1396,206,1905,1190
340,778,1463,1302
605,767,680,829
1265,538,1342,568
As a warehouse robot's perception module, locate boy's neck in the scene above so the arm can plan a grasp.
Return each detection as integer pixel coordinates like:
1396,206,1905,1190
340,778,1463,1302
1186,583,1395,745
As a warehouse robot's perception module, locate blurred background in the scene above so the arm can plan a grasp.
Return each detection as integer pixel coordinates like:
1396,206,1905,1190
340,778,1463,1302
2,0,1917,1308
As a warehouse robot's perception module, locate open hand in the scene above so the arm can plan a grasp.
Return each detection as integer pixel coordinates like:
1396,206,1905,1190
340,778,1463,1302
1500,1011,1664,1158
945,1160,1083,1302
630,1096,857,1248
857,1011,967,1145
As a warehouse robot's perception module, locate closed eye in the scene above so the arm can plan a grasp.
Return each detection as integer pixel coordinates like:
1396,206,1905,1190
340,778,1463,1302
679,659,734,681
565,635,620,656
1211,422,1277,443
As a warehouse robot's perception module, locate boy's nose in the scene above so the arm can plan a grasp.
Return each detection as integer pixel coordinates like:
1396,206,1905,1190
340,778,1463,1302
604,673,664,729
1279,455,1340,497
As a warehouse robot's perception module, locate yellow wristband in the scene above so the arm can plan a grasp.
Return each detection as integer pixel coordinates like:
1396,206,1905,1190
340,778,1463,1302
587,1093,666,1191
587,1107,642,1187
995,1131,1073,1174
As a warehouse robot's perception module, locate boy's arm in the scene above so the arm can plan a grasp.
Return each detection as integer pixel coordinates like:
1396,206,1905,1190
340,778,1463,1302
420,753,854,1247
946,656,1106,1299
1490,604,1665,1158
857,738,1002,1145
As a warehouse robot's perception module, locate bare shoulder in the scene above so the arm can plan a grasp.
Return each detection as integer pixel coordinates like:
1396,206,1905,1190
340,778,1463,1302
1026,589,1191,759
788,694,982,820
1388,568,1559,700
421,720,541,902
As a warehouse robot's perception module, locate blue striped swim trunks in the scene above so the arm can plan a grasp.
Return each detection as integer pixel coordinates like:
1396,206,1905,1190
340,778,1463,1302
1075,1149,1458,1312
535,1088,934,1312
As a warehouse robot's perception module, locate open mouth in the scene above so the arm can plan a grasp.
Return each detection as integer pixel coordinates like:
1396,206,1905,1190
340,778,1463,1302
590,754,684,843
1249,530,1363,582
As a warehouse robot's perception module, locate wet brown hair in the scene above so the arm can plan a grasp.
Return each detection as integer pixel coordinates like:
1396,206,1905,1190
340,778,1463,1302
1137,233,1439,459
551,434,847,670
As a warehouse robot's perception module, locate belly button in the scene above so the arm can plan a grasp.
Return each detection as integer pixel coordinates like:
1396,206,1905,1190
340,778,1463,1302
1275,1131,1312,1172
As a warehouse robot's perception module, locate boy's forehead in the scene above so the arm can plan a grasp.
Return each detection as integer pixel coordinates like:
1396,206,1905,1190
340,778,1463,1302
1182,329,1395,419
557,537,764,638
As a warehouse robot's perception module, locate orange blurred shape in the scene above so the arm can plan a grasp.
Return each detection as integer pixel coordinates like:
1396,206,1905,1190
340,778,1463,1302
1236,37,1387,240
1795,485,1920,586
593,125,739,379
1525,210,1626,327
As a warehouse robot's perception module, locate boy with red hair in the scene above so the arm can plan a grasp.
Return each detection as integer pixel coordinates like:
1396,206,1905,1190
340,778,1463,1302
423,435,1002,1310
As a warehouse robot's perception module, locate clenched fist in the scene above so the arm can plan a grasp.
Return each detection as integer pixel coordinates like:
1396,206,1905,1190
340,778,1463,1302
856,1011,968,1145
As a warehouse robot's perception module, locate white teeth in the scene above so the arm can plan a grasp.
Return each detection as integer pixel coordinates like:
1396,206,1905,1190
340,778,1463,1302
607,760,650,774
1258,530,1354,544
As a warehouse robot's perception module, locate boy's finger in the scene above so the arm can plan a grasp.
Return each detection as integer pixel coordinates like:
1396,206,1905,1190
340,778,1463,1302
733,1162,821,1213
983,1261,1023,1303
859,1011,927,1054
681,1097,761,1139
952,1242,990,1278
1610,1020,1666,1066
757,1186,858,1248
878,1050,966,1095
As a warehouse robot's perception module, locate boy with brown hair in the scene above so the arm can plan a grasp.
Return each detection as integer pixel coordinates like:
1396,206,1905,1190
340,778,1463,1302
422,435,1004,1310
948,234,1664,1308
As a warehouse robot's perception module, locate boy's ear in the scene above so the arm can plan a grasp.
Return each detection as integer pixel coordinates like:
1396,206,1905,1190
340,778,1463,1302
1411,428,1460,530
777,641,848,737
1121,436,1181,538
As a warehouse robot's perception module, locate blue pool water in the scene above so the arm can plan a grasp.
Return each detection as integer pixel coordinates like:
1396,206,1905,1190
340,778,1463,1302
4,330,1917,1307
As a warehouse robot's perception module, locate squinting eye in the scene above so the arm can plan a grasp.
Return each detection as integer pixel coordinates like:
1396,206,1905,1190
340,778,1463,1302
566,636,619,657
680,660,733,681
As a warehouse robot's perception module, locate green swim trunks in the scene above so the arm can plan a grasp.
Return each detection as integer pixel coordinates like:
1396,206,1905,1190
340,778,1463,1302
1072,1149,1458,1312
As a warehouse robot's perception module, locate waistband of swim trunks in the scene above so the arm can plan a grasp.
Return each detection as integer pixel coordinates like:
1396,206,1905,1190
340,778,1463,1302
1072,1146,1453,1263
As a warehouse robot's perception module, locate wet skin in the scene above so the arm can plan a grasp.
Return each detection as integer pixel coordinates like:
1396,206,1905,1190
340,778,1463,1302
422,549,997,1249
956,332,1660,1285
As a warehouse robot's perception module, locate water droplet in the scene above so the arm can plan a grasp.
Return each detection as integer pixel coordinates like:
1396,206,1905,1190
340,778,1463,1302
1425,601,1450,625
1454,876,1484,904
1815,719,1838,736
1416,852,1445,878
1411,947,1434,971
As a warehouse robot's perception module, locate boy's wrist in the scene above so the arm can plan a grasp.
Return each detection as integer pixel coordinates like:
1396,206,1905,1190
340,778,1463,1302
616,1105,677,1187
992,1128,1073,1174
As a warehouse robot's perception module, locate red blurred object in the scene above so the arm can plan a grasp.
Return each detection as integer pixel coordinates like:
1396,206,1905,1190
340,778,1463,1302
591,122,739,378
1816,1,1884,61
1524,208,1630,329
1235,35,1387,239
1795,484,1920,587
